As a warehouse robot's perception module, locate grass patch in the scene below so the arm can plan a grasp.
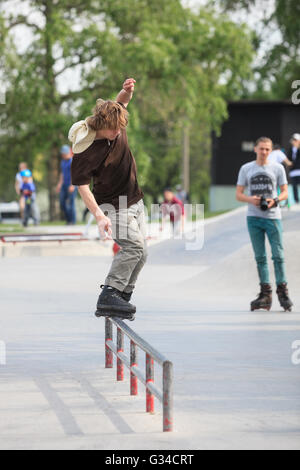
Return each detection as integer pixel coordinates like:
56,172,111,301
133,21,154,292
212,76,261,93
0,224,24,234
0,210,231,235
204,209,230,219
0,220,86,235
39,221,85,226
187,209,230,222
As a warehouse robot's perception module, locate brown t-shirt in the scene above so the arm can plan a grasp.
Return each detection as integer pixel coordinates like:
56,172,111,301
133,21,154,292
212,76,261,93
71,128,144,209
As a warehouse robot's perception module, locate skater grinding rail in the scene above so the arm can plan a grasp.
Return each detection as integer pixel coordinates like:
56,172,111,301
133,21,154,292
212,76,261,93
236,137,293,312
69,78,147,321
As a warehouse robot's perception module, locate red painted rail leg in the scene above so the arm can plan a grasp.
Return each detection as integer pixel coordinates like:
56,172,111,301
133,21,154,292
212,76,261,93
146,353,154,413
105,318,113,369
163,361,173,432
117,327,124,381
130,340,138,395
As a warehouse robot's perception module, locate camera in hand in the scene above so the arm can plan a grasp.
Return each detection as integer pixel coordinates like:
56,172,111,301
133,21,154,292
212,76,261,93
260,196,269,211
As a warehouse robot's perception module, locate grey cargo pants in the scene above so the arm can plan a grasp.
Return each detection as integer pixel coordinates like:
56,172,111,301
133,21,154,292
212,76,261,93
102,199,148,294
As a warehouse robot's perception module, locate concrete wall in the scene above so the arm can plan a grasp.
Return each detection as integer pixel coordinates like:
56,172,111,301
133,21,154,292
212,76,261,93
209,186,244,212
210,185,299,212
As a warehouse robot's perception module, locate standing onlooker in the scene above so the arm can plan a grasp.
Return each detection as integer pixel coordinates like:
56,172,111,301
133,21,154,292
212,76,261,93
236,136,293,312
161,188,185,235
269,144,292,208
20,169,40,227
268,144,292,167
56,145,77,224
287,133,300,204
15,162,28,219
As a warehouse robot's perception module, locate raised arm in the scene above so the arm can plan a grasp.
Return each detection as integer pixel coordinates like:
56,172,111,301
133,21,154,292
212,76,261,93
116,78,136,108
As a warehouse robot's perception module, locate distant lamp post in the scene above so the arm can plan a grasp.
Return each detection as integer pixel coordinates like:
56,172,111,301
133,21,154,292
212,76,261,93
182,125,190,195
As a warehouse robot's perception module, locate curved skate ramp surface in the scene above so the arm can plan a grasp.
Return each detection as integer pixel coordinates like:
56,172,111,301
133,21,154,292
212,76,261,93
149,207,300,268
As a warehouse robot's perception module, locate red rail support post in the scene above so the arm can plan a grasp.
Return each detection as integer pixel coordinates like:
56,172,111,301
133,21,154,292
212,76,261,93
146,353,154,413
163,360,173,432
105,318,113,368
103,317,174,432
117,328,124,381
130,340,138,395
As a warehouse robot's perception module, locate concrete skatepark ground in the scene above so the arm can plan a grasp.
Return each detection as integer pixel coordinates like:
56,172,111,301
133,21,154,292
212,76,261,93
0,207,300,450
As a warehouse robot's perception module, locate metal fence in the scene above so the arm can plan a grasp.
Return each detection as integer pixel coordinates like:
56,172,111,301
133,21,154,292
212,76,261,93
104,317,173,432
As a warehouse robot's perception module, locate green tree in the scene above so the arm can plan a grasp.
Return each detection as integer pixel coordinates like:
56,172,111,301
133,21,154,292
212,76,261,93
0,0,120,217
0,0,254,215
216,0,300,99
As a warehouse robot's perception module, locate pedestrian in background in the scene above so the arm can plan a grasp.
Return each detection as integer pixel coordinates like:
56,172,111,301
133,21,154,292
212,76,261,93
15,162,28,219
268,144,292,168
287,133,300,204
56,145,77,224
20,169,40,227
269,144,292,208
161,188,185,235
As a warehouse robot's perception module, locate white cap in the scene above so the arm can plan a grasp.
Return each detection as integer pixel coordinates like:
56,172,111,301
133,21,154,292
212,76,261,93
292,133,300,141
68,119,96,153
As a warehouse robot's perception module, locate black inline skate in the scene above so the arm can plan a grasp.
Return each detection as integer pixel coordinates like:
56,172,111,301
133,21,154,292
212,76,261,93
95,285,136,321
276,283,293,312
121,291,133,302
251,284,272,312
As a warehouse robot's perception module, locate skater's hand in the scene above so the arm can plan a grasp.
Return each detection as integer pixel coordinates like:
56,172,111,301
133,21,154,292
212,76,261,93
249,196,261,207
97,216,112,240
68,185,76,194
123,78,136,94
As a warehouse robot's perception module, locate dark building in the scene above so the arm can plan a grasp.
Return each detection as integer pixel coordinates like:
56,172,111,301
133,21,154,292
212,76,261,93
210,100,300,211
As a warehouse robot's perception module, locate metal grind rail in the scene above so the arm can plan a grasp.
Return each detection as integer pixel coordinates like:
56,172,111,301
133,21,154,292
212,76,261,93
105,317,173,432
0,233,87,244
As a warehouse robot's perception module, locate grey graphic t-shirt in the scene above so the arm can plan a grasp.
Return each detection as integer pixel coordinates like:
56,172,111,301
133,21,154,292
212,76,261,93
237,161,288,219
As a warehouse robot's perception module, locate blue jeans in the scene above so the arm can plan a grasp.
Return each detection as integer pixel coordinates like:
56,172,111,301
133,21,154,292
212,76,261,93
291,176,300,203
60,185,77,224
23,200,39,226
247,217,287,285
